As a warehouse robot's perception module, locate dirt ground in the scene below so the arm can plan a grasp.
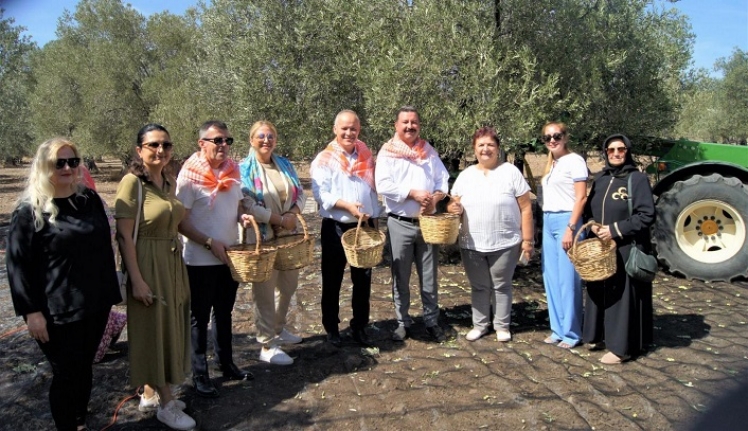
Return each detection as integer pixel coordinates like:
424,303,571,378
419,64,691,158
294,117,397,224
1,157,748,431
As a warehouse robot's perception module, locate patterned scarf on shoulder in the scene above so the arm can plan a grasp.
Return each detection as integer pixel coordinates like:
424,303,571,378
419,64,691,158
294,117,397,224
310,140,375,190
180,151,240,206
239,148,303,239
378,135,437,165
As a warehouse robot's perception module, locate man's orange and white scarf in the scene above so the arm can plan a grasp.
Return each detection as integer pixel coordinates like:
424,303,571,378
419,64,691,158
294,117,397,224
311,140,375,190
378,135,437,166
180,151,240,206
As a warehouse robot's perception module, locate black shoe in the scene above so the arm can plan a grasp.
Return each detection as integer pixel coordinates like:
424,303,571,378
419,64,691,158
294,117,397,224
351,328,374,347
192,374,219,398
327,332,342,348
427,325,446,343
220,363,254,381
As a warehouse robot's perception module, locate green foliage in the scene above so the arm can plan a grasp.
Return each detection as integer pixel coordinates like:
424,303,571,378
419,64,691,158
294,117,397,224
0,10,37,160
11,0,726,165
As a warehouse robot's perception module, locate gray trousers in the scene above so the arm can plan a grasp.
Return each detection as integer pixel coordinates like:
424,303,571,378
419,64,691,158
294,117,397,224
460,246,521,331
387,217,440,327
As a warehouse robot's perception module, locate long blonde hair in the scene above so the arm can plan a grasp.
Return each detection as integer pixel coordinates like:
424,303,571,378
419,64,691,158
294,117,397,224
17,138,84,231
541,121,569,177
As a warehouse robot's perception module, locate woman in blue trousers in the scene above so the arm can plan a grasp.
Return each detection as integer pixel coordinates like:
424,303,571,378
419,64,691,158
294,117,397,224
539,122,588,349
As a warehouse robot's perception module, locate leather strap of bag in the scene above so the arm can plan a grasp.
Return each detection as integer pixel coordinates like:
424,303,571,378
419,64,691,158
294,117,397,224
627,174,637,248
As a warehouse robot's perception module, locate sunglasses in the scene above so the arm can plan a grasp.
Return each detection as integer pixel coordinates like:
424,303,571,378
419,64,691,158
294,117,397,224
202,137,234,146
55,158,81,169
607,146,627,155
541,132,565,143
255,133,275,141
143,141,173,150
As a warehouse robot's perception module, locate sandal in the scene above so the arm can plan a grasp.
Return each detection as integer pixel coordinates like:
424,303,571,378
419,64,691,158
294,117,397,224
588,342,606,351
543,336,561,344
558,341,578,349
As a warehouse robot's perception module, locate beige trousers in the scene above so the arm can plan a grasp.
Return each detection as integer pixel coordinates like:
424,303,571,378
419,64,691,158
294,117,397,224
252,268,299,345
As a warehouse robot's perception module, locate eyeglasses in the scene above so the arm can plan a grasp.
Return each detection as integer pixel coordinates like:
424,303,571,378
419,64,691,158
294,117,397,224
202,137,234,146
255,133,275,141
541,132,565,143
55,158,81,169
143,141,173,150
607,146,627,155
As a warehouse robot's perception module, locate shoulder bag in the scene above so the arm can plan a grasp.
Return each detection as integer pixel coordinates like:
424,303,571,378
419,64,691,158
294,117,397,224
624,174,658,282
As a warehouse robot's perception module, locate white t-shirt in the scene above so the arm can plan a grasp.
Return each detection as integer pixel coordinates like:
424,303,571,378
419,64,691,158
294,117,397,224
541,153,588,212
451,163,531,252
176,174,243,266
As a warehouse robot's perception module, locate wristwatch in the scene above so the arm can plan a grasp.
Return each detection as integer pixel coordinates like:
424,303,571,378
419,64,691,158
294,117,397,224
204,237,213,250
567,223,577,232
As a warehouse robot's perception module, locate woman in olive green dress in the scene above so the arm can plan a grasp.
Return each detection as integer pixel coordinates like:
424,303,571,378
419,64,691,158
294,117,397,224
115,123,195,430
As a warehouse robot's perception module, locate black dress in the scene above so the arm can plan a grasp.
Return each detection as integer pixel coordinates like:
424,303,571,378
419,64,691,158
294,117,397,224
582,169,656,357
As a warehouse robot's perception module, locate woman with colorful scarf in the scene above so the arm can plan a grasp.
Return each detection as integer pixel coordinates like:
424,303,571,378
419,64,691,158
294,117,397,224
239,120,306,365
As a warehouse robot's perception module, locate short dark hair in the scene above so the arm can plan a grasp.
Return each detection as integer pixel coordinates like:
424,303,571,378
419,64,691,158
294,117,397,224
395,105,419,122
199,120,229,139
472,126,500,146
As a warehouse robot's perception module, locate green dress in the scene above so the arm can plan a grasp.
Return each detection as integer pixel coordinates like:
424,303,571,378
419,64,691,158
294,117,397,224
115,173,190,387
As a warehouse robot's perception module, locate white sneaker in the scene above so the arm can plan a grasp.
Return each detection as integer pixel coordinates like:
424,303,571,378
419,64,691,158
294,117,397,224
465,328,487,341
156,400,195,430
259,346,294,365
138,392,186,412
496,329,512,342
276,328,303,345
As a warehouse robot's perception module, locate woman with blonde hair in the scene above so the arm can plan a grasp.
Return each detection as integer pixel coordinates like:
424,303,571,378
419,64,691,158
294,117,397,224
539,122,588,349
240,120,306,365
7,138,121,430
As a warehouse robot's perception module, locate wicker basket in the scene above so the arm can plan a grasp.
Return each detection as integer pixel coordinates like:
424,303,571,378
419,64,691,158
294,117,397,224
266,213,314,271
226,218,278,283
567,221,617,281
341,216,386,268
419,213,460,245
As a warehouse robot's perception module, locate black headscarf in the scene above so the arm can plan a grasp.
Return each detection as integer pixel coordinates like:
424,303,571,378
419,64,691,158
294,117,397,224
601,133,638,178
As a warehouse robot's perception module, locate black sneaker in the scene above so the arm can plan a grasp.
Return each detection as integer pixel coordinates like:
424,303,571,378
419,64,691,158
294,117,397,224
351,328,374,347
327,332,342,348
427,325,446,343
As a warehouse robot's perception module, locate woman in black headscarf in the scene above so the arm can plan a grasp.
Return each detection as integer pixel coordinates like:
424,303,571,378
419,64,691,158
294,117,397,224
582,134,656,364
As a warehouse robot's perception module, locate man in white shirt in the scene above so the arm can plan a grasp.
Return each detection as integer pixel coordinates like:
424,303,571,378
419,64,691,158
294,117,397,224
311,110,380,347
177,120,254,398
375,106,451,342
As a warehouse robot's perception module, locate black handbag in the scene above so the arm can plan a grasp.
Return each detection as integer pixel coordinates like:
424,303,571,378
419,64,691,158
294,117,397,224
624,175,657,282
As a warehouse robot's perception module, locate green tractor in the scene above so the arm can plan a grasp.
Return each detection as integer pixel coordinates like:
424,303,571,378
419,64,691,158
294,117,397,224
645,140,748,282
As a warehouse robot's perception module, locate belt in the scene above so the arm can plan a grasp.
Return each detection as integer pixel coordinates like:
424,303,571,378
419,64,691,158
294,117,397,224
388,213,419,224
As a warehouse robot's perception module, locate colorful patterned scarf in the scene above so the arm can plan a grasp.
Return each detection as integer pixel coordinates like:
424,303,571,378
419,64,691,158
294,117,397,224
310,140,375,190
378,134,437,165
240,148,303,239
180,151,240,206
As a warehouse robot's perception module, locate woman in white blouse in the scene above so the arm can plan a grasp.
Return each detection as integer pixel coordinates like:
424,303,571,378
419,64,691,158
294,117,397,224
447,127,534,342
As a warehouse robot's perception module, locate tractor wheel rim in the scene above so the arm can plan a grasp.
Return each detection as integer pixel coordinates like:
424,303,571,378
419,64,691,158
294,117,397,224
675,199,746,264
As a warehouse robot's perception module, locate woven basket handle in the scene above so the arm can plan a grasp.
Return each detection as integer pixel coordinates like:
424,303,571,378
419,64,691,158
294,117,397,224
294,213,309,240
354,214,364,245
570,220,601,256
241,217,262,254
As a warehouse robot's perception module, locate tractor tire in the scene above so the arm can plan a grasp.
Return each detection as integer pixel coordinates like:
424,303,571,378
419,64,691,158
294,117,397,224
654,174,748,282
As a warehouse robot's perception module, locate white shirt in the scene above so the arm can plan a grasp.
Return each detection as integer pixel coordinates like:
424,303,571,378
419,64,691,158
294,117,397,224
176,173,243,266
311,150,381,223
541,153,588,212
375,147,450,218
451,163,530,252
